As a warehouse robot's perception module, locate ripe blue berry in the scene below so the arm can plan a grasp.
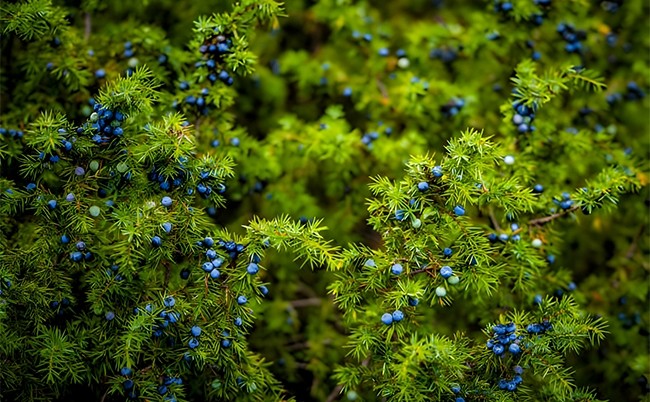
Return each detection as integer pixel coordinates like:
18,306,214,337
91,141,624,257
95,69,106,78
408,297,419,306
237,295,248,305
105,311,115,320
191,326,201,337
206,249,217,259
453,205,465,216
391,263,403,275
221,339,231,348
234,317,243,326
70,251,83,262
259,285,269,296
443,247,453,257
61,234,70,244
203,237,214,247
395,209,406,221
210,269,220,279
247,263,259,275
440,266,453,279
188,338,199,349
65,193,75,202
120,367,133,376
152,236,162,247
76,241,86,251
162,222,172,233
533,294,543,304
161,196,173,207
392,310,404,322
202,262,214,272
180,269,190,279
508,343,521,354
381,313,393,325
123,379,134,390
47,199,57,209
417,181,430,191
431,166,443,177
492,343,505,355
163,296,175,308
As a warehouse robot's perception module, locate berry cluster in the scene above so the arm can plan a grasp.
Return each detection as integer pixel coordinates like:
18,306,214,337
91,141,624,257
607,81,646,105
492,1,513,14
361,131,380,149
120,366,138,399
105,264,124,281
486,322,522,356
498,365,524,392
381,309,404,325
200,237,225,280
440,98,465,117
49,298,70,316
87,101,126,143
511,99,538,134
430,47,458,63
195,170,226,199
209,237,246,260
69,240,93,262
173,83,210,116
487,222,522,243
123,41,135,58
526,319,553,334
552,192,574,210
450,384,466,402
199,32,235,86
557,23,586,54
147,160,188,192
152,298,182,338
158,376,183,401
0,127,24,139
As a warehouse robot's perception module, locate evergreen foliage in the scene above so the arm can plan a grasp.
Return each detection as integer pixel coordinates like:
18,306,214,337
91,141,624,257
0,0,648,401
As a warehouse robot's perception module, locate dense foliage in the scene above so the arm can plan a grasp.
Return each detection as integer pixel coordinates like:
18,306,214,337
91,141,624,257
0,0,648,401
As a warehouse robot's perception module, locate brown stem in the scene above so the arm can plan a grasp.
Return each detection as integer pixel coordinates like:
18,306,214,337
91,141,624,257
625,225,646,259
84,13,91,40
325,357,370,402
488,207,502,232
290,298,322,308
528,205,579,226
376,78,389,99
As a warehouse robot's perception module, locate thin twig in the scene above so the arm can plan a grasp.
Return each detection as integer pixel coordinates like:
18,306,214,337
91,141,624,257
488,207,501,232
289,298,322,308
325,357,370,402
625,225,646,259
528,205,579,226
376,78,389,99
84,13,91,40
